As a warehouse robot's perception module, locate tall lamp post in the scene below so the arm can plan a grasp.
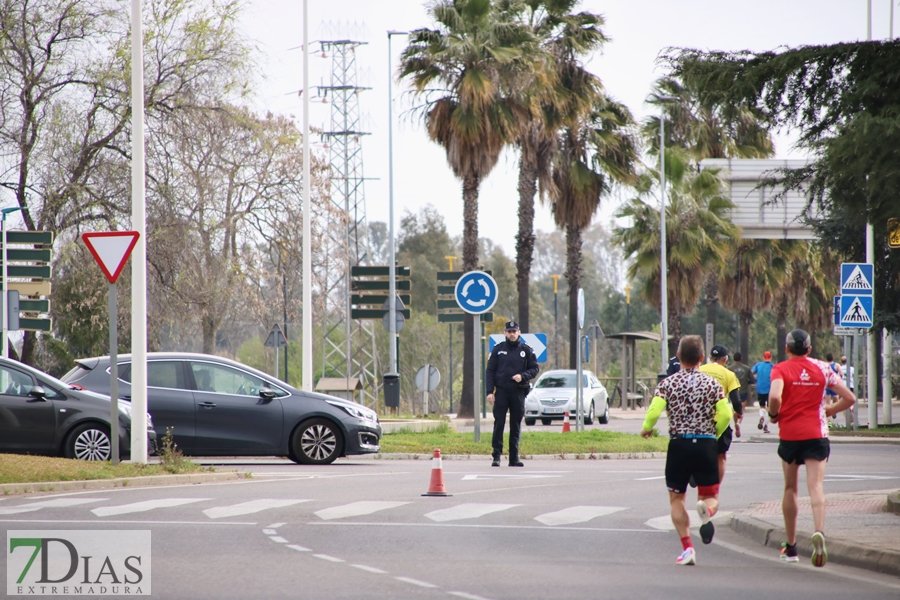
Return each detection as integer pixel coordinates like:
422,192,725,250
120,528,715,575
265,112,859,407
551,274,561,368
1,207,23,359
387,30,407,379
654,94,678,373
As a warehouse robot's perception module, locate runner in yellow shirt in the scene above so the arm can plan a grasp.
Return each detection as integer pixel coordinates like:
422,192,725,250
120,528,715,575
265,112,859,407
700,345,743,485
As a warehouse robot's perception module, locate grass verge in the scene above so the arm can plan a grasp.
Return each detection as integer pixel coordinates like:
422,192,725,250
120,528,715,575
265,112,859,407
0,454,207,485
830,424,900,438
380,422,669,455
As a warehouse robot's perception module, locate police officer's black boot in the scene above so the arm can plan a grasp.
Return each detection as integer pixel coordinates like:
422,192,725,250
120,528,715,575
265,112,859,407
491,453,500,467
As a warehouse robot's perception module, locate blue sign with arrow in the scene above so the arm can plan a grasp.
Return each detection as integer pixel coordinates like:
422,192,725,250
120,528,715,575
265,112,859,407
455,271,498,315
489,333,548,363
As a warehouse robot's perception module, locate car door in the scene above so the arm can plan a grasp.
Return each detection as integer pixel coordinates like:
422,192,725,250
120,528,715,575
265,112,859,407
0,364,55,452
119,360,196,451
189,361,284,453
589,374,606,410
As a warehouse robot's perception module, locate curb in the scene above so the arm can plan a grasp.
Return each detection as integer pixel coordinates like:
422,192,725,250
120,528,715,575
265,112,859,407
0,471,243,497
367,452,667,461
746,435,900,445
888,491,900,516
730,514,900,577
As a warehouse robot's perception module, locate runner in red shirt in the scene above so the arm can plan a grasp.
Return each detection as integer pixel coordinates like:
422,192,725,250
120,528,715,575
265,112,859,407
767,329,855,568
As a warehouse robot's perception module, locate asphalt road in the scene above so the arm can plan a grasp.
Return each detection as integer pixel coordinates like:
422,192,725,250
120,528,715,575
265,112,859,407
2,442,900,599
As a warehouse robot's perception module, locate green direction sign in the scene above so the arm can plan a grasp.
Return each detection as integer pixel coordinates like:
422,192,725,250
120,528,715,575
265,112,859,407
437,313,493,323
6,231,53,245
6,248,51,262
351,280,411,291
350,265,411,277
351,294,411,307
18,299,49,313
1,265,51,279
351,309,411,320
19,317,52,332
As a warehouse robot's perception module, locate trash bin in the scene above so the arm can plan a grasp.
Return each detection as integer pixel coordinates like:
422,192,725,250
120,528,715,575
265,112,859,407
383,373,400,408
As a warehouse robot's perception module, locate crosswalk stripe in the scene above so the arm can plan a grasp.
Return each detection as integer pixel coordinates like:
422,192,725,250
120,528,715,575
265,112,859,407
92,498,211,517
203,499,311,519
424,503,520,523
0,498,107,515
534,506,627,526
315,501,409,521
645,511,733,531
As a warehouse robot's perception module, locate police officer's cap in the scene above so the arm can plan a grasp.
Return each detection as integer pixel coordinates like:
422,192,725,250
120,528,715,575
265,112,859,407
504,321,520,331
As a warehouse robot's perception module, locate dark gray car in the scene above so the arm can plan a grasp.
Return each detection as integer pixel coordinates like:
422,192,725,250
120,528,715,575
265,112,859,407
61,352,382,464
0,357,155,461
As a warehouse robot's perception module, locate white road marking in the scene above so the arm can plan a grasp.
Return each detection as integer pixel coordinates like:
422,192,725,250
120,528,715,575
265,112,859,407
394,576,437,588
644,511,733,531
268,522,286,528
314,501,409,521
462,474,563,480
635,476,665,481
425,504,520,522
92,498,211,517
313,554,345,563
351,564,387,574
203,499,311,519
287,545,311,552
0,498,106,515
534,506,627,526
448,592,493,600
262,529,277,535
312,521,664,533
269,536,289,543
0,519,254,526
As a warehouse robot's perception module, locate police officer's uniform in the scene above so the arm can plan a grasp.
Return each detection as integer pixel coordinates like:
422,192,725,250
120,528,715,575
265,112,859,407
485,321,539,466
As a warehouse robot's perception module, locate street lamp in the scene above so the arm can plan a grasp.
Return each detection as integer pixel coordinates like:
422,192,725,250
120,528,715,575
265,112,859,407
550,274,561,369
1,207,24,359
654,94,678,373
387,30,408,379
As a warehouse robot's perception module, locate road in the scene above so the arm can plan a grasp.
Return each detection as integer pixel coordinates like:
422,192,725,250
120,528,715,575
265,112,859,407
3,442,899,599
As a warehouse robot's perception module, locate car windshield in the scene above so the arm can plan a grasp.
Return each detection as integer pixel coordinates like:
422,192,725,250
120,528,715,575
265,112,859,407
535,374,586,389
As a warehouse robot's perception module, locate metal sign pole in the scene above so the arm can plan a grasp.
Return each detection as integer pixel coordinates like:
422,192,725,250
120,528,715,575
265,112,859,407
473,316,481,443
576,328,583,432
109,282,119,465
423,363,429,415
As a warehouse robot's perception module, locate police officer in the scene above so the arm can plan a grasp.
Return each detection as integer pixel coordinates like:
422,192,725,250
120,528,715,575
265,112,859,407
486,321,539,467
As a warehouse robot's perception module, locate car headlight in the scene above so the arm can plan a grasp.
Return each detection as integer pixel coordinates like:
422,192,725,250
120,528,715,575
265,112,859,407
327,400,378,422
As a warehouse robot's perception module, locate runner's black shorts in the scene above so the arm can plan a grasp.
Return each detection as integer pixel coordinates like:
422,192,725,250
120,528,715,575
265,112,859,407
717,426,733,455
757,393,769,407
778,438,830,464
666,437,719,494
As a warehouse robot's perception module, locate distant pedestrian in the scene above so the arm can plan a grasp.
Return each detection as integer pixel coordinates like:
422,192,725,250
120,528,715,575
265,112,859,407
728,352,755,412
767,329,855,566
840,356,855,391
752,351,774,433
485,321,539,468
667,354,681,376
641,335,733,565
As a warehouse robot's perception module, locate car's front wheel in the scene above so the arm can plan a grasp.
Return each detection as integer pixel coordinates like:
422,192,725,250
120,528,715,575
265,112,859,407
584,402,595,425
65,422,112,461
524,418,536,426
290,418,343,465
597,403,610,424
541,418,552,426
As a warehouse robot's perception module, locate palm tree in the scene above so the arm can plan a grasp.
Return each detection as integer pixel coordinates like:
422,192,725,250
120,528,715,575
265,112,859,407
552,99,639,366
643,77,774,343
614,160,738,356
400,0,533,417
511,0,608,333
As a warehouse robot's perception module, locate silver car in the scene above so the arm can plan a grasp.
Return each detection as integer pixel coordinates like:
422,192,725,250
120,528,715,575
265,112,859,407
524,370,609,426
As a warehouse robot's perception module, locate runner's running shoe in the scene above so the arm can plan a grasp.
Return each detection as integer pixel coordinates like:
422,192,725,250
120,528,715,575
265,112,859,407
735,422,741,438
676,547,696,565
758,417,765,430
697,501,715,544
811,531,828,567
780,542,799,562
763,425,770,434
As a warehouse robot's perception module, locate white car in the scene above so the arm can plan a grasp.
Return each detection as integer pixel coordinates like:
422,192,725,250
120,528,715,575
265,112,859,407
524,370,609,426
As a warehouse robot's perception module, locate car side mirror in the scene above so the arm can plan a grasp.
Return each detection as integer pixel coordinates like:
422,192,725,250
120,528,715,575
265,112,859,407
29,386,46,399
259,388,277,400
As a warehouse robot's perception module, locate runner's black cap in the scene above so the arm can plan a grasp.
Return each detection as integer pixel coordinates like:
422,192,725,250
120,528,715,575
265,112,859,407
710,344,728,359
785,329,811,354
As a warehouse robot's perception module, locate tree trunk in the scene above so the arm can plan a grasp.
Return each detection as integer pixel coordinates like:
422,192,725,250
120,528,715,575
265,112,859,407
202,313,217,355
704,271,718,341
775,294,788,362
20,331,36,365
739,311,753,362
565,224,582,368
515,153,538,333
459,175,480,418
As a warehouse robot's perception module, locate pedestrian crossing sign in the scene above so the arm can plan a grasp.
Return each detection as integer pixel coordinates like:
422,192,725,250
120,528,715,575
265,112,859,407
840,263,873,295
839,295,873,328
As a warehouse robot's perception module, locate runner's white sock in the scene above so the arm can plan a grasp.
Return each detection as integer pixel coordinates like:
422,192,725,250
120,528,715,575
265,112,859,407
759,408,767,425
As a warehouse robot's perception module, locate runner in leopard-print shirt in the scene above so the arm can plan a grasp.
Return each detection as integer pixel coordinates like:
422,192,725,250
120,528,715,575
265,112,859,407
653,368,724,438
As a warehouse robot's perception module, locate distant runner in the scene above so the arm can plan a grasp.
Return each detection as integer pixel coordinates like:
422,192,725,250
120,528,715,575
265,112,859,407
700,345,742,484
752,351,774,433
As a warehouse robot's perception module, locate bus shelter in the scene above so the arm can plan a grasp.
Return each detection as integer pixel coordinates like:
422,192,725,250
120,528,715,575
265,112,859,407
605,331,663,410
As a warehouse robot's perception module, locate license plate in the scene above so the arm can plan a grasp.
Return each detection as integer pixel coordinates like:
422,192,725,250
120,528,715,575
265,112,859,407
542,408,565,414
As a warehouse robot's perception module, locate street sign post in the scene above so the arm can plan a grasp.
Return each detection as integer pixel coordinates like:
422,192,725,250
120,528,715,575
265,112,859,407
415,364,441,415
264,323,288,379
576,289,585,431
455,271,498,443
82,231,140,465
839,263,874,329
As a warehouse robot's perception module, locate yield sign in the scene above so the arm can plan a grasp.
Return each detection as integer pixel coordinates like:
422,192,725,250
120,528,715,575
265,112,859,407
82,231,140,283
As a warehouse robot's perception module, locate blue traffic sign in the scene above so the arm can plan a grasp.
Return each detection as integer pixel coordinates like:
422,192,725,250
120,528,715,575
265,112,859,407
833,296,840,326
839,295,873,328
455,271,498,315
489,333,548,363
841,263,873,295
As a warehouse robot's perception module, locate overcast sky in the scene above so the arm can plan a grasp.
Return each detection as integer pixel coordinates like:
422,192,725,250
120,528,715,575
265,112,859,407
239,0,897,258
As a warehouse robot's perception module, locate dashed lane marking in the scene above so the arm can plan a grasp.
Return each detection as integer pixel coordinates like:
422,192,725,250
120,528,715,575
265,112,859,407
534,506,627,526
352,564,387,574
313,554,345,563
425,503,520,522
395,577,438,588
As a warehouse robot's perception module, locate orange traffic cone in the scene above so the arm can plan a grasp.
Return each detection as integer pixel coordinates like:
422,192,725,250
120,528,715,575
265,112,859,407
562,411,571,433
422,448,452,496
